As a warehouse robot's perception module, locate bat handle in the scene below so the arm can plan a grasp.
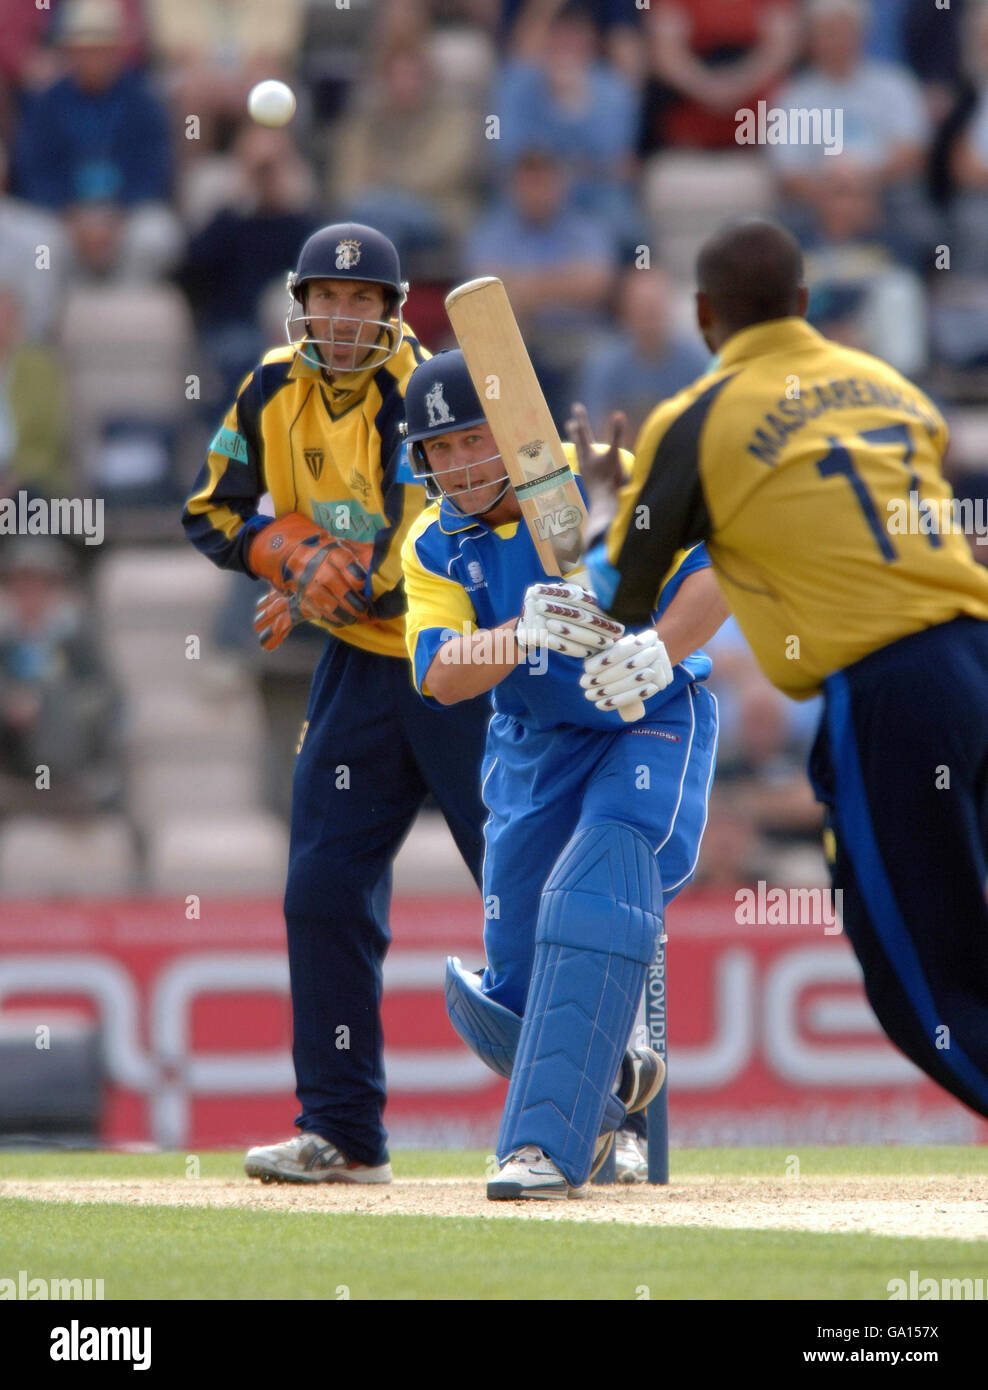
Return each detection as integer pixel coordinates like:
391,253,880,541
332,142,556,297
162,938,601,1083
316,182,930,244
567,566,644,724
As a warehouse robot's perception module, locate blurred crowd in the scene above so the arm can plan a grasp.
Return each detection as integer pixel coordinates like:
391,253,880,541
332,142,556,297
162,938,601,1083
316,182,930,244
1,0,987,895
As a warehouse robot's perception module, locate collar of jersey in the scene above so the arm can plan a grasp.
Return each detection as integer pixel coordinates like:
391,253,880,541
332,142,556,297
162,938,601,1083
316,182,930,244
717,317,823,368
287,338,382,408
438,495,520,540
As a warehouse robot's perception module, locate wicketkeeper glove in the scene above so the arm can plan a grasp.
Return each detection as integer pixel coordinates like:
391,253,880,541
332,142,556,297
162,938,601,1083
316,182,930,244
515,581,624,659
254,587,300,651
247,512,374,626
580,629,674,713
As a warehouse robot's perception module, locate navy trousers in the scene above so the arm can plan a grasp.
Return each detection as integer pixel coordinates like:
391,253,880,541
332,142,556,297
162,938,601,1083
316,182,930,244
283,637,490,1165
810,616,988,1120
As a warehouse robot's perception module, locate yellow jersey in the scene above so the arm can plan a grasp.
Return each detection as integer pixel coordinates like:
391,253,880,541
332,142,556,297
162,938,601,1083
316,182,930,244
603,317,988,697
183,327,429,659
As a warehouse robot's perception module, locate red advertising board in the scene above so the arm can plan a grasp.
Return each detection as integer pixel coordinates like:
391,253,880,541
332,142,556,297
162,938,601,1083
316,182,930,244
0,893,984,1149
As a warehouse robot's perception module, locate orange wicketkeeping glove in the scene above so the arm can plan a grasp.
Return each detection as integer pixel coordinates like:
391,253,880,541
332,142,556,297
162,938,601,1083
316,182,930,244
254,587,300,651
247,513,375,626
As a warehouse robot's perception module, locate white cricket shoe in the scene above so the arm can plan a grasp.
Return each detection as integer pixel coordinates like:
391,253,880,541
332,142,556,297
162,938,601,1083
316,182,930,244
244,1133,392,1185
487,1146,575,1201
614,1128,649,1184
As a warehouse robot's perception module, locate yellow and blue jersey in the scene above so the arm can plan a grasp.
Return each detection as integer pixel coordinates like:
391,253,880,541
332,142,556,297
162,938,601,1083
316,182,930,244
402,445,712,732
182,327,428,659
597,317,988,698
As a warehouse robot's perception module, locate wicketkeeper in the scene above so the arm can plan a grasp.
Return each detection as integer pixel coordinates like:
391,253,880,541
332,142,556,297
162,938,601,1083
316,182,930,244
183,225,491,1184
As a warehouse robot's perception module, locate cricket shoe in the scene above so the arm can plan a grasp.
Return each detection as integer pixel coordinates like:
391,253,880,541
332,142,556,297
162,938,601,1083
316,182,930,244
244,1133,392,1185
614,1128,649,1184
618,1047,665,1115
488,1146,583,1201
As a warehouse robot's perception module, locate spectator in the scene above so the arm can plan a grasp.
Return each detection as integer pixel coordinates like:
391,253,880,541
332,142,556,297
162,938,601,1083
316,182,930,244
179,123,317,408
0,139,68,341
0,282,70,497
11,0,182,281
145,0,302,156
948,0,988,273
704,618,823,851
904,0,967,123
494,1,639,230
503,0,644,84
0,539,123,819
768,0,937,267
802,165,928,376
576,267,709,440
639,0,799,154
332,43,483,267
465,148,617,422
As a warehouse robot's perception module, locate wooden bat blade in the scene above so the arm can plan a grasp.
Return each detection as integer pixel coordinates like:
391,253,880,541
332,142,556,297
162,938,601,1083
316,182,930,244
445,276,644,725
445,277,586,582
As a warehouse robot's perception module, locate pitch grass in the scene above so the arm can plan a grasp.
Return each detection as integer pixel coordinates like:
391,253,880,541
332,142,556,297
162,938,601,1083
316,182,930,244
0,1147,985,1300
1,1144,987,1181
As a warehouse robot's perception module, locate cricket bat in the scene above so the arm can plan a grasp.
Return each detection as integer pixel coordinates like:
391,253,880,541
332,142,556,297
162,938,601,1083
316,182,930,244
445,276,642,722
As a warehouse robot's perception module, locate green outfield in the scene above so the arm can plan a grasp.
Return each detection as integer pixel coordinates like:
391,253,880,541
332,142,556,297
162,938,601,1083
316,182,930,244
1,1147,985,1301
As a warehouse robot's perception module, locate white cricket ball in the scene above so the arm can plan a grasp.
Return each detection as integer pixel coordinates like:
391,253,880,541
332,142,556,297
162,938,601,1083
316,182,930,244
247,80,297,128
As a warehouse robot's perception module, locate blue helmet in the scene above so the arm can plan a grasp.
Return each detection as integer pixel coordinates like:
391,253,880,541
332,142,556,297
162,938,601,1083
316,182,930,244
402,351,510,513
286,223,408,373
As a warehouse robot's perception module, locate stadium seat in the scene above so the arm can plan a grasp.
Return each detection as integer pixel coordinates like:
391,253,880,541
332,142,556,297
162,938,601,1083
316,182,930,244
642,152,776,280
128,757,264,829
392,810,479,896
93,547,233,634
177,153,242,230
124,685,265,761
146,811,289,894
59,284,195,475
0,816,138,896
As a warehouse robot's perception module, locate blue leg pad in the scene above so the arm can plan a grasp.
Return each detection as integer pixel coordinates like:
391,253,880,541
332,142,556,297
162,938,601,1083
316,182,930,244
444,955,628,1135
497,822,663,1186
444,956,520,1080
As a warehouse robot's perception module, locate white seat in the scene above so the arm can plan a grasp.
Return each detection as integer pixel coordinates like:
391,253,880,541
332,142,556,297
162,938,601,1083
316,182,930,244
128,756,263,828
946,408,988,472
93,548,234,633
392,811,480,897
146,811,289,894
0,816,137,895
124,686,265,759
59,285,195,467
643,151,777,278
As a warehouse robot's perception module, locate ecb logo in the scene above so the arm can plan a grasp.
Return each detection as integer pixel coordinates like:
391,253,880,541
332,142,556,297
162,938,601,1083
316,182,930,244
304,448,325,480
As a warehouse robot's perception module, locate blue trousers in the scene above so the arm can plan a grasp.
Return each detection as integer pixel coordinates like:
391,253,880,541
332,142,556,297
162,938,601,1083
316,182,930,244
284,637,490,1165
810,616,988,1120
480,682,718,1016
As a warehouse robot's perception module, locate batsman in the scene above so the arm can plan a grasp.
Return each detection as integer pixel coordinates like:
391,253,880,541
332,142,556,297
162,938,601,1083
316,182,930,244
400,351,726,1197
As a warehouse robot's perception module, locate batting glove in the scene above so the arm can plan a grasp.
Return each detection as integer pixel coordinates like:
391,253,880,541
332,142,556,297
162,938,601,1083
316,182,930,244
515,581,624,659
580,629,674,713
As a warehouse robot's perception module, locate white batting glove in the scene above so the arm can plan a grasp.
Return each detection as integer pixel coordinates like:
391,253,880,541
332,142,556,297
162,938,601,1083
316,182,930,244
580,629,674,713
515,581,624,659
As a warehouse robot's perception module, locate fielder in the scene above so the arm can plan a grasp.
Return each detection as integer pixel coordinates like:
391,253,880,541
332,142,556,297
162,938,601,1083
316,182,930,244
183,225,491,1183
593,217,988,1122
400,352,725,1197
